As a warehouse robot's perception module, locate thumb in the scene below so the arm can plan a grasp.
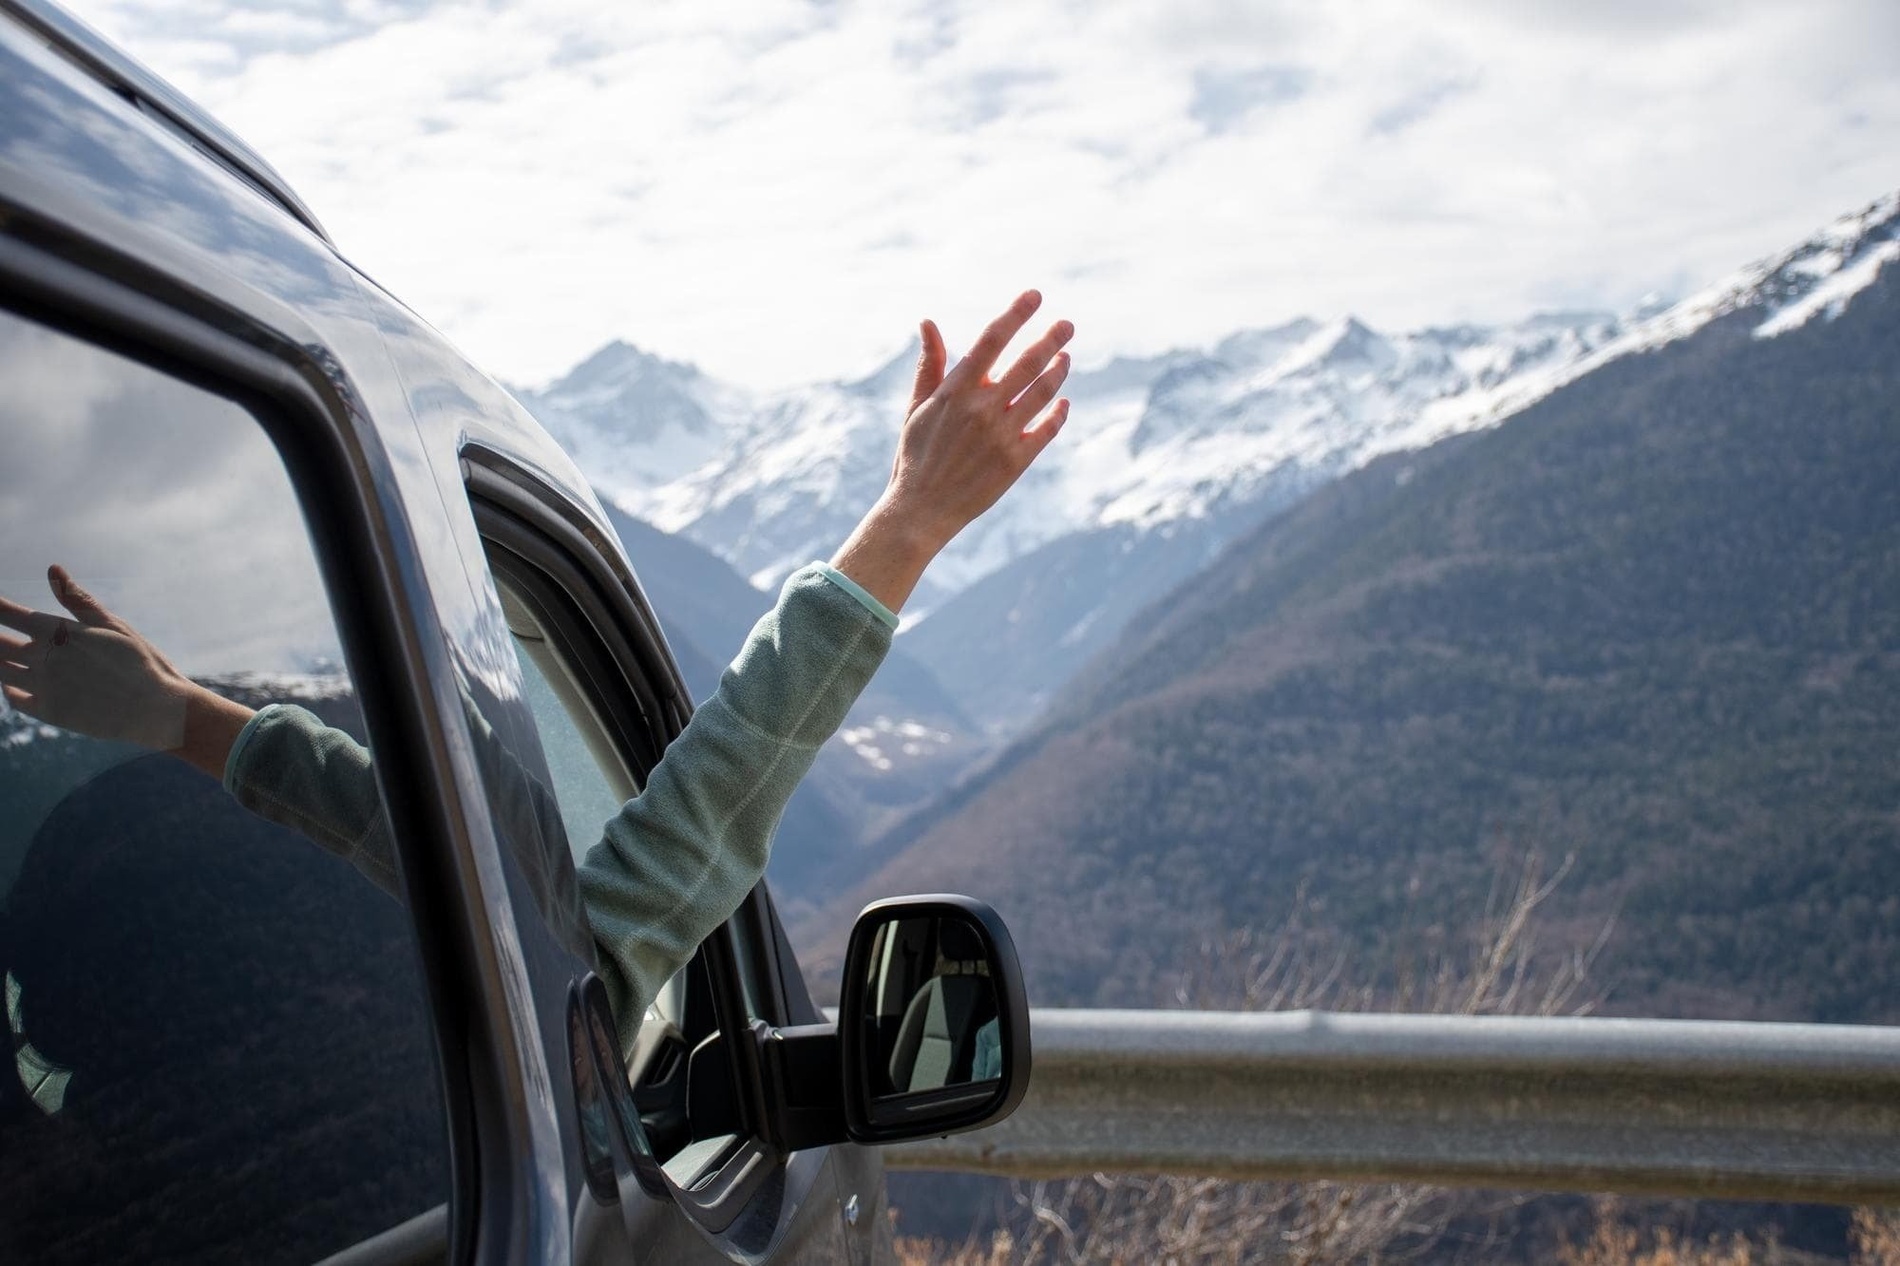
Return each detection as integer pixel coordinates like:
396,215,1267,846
48,565,115,628
909,319,946,412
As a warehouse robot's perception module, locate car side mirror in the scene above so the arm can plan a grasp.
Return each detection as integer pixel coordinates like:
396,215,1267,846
837,895,1031,1144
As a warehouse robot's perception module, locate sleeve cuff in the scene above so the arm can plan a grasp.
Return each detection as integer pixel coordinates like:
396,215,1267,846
222,703,278,794
814,562,900,631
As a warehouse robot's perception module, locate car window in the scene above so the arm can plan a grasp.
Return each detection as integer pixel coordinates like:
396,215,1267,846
0,308,449,1264
476,527,773,1194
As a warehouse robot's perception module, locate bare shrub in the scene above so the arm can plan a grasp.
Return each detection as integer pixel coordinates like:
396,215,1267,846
895,856,1893,1265
1854,1208,1900,1266
1553,1195,1896,1266
899,850,1611,1264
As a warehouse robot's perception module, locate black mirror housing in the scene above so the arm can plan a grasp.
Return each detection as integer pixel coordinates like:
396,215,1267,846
837,894,1032,1145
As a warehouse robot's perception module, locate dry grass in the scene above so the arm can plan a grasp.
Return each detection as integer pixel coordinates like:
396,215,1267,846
895,1202,1900,1266
890,853,1893,1265
1852,1209,1900,1266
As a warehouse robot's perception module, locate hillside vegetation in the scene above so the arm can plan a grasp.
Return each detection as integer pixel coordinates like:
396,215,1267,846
810,268,1900,1024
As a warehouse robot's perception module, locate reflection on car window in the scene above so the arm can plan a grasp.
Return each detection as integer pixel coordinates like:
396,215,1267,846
0,309,448,1263
500,578,633,868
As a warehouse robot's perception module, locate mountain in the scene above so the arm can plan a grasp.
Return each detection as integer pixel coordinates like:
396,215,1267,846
519,192,1898,739
521,342,754,500
795,194,1900,1024
520,305,1638,736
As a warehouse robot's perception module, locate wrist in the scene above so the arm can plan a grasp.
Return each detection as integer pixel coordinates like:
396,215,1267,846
830,494,944,615
178,684,255,781
866,492,950,568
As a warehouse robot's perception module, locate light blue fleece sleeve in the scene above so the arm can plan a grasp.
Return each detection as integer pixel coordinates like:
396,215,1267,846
225,563,894,1046
223,702,397,895
580,563,892,1045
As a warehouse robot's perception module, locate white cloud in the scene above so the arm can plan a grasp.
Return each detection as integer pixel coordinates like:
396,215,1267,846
0,313,340,676
64,0,1900,391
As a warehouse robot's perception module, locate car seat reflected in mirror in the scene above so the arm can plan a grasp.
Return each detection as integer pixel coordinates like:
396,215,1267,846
861,912,1005,1098
838,894,1030,1143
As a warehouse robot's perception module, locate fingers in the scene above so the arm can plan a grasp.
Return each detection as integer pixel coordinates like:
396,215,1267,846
0,660,27,688
910,320,947,412
2,683,29,711
947,290,1041,389
0,630,26,658
997,320,1075,402
1010,351,1072,422
0,594,48,637
1023,398,1070,458
49,565,113,628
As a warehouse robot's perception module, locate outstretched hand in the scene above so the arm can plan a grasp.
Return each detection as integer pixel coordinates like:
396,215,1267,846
0,566,251,776
833,290,1074,613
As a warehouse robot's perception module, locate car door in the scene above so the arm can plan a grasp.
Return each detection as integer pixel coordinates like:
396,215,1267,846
459,450,871,1263
0,299,459,1263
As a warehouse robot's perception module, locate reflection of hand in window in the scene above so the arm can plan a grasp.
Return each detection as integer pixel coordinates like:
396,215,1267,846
0,566,254,775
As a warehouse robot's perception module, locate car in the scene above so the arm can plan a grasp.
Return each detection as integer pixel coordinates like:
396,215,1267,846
0,0,1030,1261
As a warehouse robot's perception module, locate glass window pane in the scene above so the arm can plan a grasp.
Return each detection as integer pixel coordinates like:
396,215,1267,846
0,310,448,1264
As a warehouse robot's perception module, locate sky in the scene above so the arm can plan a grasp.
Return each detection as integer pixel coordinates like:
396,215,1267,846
0,309,339,676
62,0,1900,392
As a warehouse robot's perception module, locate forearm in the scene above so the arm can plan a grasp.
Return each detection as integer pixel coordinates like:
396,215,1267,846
223,703,400,895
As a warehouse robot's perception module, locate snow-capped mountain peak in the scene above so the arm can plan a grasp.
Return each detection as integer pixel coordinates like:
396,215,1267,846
518,340,756,496
515,189,1900,619
843,340,925,399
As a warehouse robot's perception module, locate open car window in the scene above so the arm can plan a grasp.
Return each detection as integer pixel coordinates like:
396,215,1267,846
469,475,782,1214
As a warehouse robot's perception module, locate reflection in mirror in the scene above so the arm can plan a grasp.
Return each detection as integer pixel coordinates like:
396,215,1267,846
858,913,1003,1098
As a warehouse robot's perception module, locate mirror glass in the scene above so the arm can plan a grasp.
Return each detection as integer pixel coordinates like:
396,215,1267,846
857,912,1004,1098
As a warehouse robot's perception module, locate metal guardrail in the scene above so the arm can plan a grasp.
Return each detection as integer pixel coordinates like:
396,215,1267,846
883,1009,1900,1204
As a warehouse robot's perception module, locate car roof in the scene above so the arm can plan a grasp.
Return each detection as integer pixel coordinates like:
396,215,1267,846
2,0,629,560
2,0,329,244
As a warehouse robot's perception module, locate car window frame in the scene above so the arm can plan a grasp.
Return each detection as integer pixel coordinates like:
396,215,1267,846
462,445,798,1230
0,232,482,1261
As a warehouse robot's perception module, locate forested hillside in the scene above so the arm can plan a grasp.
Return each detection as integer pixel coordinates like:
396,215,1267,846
808,265,1900,1025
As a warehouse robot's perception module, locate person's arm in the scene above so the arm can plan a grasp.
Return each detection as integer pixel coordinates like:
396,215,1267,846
580,563,897,1044
582,289,1074,1041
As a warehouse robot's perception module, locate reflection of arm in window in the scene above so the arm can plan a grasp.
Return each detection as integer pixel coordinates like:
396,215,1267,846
225,678,592,960
972,1017,1001,1081
223,704,399,894
581,564,893,1048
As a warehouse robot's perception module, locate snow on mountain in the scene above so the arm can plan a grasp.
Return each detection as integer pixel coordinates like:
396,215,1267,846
517,342,756,499
516,191,1900,624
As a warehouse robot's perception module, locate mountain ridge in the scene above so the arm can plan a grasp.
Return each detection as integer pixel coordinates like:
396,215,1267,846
518,190,1900,737
790,247,1900,1023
